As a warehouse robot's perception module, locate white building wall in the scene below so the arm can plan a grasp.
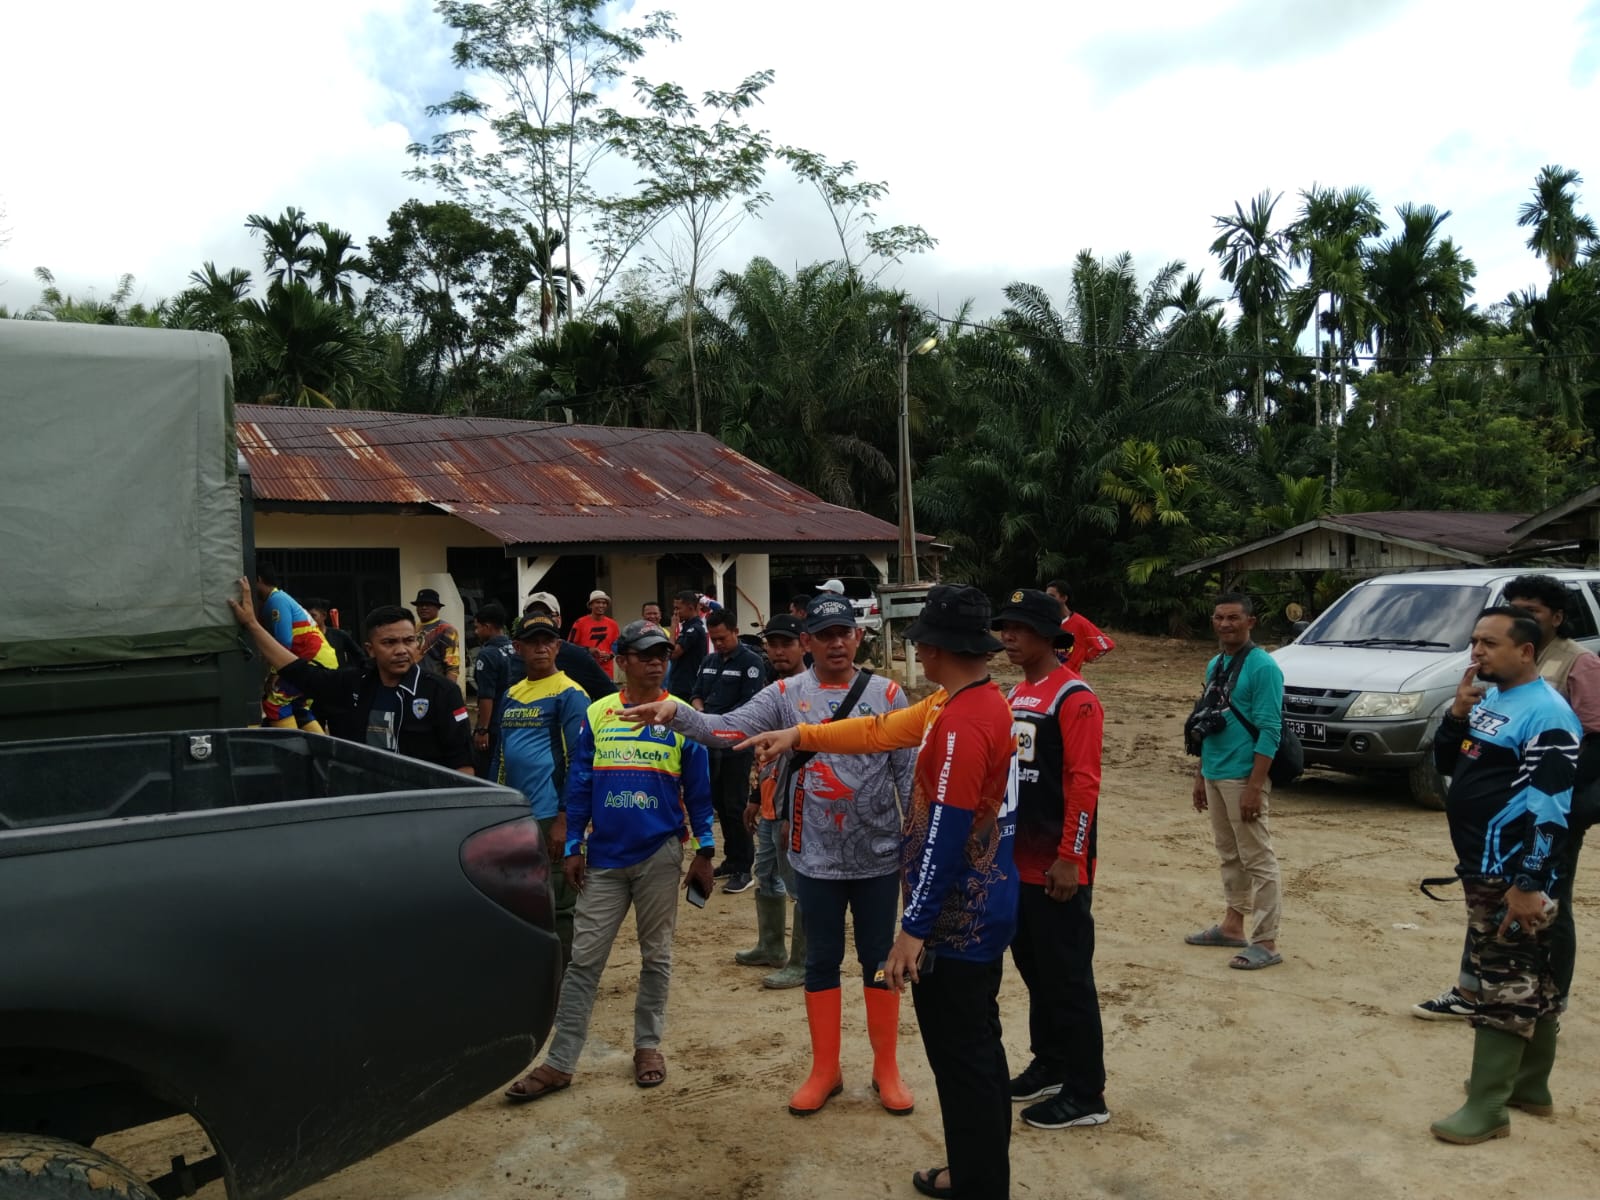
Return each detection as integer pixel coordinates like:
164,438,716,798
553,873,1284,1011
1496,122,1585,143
608,554,662,623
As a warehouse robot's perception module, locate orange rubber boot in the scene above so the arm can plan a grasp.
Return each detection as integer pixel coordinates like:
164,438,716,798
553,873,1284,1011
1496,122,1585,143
788,988,844,1115
864,986,915,1115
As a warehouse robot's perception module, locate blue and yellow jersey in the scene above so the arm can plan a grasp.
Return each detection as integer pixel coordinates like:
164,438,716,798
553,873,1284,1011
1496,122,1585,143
563,690,714,869
264,589,338,670
490,671,588,820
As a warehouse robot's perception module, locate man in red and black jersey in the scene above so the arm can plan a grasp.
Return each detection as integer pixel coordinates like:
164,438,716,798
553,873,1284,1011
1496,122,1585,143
994,588,1109,1133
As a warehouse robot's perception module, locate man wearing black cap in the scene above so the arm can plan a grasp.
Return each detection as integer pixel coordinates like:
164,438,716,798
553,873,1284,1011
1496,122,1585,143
523,591,617,702
993,589,1109,1135
413,588,460,686
739,585,1018,1199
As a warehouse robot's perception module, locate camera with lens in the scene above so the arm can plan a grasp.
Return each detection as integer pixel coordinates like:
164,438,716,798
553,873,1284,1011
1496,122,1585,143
1183,706,1228,756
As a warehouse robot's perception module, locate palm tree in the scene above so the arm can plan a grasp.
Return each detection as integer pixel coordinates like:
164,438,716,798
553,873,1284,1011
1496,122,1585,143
27,268,163,325
240,281,375,407
304,224,369,307
521,225,586,336
1517,165,1599,277
1211,191,1288,421
246,207,315,288
1287,186,1384,430
1364,203,1477,376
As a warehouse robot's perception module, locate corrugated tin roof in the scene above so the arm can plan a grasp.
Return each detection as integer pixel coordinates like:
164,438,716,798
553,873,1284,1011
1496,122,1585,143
237,405,905,548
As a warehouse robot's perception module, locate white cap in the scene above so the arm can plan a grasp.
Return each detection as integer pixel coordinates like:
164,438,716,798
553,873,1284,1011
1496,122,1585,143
525,589,561,618
816,578,846,595
588,589,610,602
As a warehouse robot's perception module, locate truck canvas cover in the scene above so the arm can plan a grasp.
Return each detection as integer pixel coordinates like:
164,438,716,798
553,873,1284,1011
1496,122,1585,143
0,323,242,669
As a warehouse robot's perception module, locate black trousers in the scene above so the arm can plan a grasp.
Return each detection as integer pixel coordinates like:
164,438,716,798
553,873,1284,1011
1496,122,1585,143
912,956,1010,1200
709,748,754,872
1009,883,1106,1103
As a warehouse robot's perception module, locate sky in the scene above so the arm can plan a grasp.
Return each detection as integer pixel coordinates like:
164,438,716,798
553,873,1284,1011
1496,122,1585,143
4,0,1599,325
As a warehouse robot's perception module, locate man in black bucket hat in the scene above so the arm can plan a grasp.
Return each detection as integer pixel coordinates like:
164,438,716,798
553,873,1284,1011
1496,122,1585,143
991,588,1110,1136
738,583,1018,1200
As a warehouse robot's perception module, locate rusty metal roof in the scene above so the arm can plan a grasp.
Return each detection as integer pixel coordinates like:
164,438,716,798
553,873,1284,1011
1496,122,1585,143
1333,511,1529,556
237,405,905,548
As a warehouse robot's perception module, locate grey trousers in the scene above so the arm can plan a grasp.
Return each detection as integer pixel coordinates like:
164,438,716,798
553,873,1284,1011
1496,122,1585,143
544,837,683,1074
752,815,794,898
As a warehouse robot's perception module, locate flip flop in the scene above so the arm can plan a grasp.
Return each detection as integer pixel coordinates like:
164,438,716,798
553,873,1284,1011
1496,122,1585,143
1229,945,1283,970
912,1165,952,1198
634,1047,667,1088
1185,924,1248,947
504,1064,572,1104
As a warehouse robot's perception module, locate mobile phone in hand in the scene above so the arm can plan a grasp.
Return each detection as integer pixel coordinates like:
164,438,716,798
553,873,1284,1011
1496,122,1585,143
686,878,709,908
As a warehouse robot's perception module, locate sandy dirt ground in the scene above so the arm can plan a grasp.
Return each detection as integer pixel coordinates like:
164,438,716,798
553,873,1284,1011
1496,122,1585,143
105,632,1600,1199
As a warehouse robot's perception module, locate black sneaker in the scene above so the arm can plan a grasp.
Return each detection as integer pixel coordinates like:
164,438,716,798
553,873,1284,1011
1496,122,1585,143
1009,1063,1063,1103
1412,986,1477,1021
723,871,755,895
1020,1093,1110,1130
712,861,735,878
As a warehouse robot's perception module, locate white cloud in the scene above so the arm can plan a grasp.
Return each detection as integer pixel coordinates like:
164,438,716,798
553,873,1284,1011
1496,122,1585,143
3,0,1597,326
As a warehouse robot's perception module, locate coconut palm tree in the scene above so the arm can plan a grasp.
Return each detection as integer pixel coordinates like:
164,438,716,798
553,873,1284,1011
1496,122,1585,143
1517,165,1599,277
1211,191,1288,421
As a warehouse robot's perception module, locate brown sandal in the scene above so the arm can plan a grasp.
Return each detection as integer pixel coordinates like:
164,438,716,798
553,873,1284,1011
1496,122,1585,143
504,1063,572,1104
633,1047,667,1088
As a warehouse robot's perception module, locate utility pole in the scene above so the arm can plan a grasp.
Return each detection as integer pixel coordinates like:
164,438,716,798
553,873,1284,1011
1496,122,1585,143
896,304,916,584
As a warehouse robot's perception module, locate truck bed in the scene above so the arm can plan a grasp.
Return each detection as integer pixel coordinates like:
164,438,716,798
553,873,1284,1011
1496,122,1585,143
0,729,560,1200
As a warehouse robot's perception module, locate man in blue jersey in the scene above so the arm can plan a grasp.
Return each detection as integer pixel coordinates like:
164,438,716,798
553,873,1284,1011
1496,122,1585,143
489,613,589,963
1430,606,1579,1145
503,618,715,1103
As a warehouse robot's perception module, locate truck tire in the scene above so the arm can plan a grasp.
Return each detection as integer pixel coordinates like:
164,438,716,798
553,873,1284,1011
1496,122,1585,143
0,1134,160,1200
1408,759,1449,811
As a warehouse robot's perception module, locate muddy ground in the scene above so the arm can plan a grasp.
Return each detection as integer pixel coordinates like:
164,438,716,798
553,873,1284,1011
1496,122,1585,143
105,632,1600,1199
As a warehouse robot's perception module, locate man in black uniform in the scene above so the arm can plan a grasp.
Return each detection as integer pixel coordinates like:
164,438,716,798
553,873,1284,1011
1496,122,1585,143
228,579,473,773
693,607,768,893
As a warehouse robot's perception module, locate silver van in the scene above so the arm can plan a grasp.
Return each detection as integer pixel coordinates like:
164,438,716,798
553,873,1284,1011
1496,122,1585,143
1271,568,1600,807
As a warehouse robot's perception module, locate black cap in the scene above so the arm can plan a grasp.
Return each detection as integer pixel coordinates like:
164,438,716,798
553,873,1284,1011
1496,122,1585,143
804,593,857,633
902,585,1003,655
617,619,673,653
992,588,1072,645
761,614,804,640
511,613,562,641
412,588,443,607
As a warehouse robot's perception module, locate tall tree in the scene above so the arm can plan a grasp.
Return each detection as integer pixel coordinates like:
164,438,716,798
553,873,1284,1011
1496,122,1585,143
304,223,369,307
246,207,315,288
1364,203,1477,377
409,0,676,317
776,148,936,282
1518,164,1598,277
614,70,775,431
1211,190,1288,422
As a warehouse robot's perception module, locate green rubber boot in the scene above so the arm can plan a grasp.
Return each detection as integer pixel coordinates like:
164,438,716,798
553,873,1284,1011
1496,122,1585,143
736,893,789,968
1509,1016,1558,1116
763,904,807,990
1431,1026,1525,1144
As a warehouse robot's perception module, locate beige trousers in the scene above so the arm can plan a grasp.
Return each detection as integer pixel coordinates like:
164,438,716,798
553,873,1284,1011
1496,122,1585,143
1205,777,1281,944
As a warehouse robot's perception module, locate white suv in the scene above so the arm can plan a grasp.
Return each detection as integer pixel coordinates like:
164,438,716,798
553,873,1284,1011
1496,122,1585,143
1273,567,1600,808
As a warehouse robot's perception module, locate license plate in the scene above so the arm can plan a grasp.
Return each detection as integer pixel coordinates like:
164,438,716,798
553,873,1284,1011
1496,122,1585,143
1286,719,1326,744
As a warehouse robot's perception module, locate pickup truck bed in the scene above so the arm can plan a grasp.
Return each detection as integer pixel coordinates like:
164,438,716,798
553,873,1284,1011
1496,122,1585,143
0,729,560,1200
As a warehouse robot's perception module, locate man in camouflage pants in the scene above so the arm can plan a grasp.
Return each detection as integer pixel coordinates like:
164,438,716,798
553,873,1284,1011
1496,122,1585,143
1430,607,1579,1145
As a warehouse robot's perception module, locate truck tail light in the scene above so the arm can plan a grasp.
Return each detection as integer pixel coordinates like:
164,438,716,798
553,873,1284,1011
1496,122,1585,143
460,818,554,930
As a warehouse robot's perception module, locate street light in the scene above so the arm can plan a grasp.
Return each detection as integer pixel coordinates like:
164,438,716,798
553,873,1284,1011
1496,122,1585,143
897,304,936,584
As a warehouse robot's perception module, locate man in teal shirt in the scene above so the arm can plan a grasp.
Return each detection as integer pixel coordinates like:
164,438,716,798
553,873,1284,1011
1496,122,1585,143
1186,593,1284,970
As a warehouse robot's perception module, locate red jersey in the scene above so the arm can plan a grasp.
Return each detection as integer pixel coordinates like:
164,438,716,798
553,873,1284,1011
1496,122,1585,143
1059,611,1114,672
568,615,622,679
1008,665,1104,886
